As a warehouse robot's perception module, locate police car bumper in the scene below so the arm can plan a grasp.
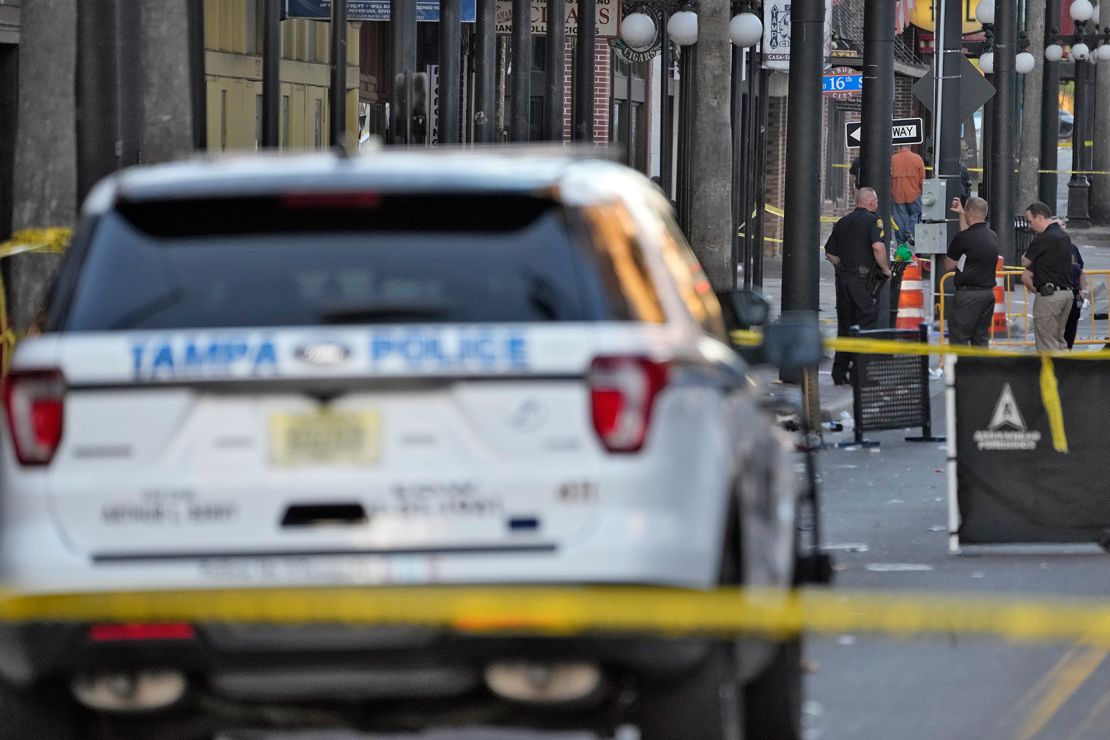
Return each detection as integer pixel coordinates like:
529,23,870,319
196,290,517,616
0,619,719,704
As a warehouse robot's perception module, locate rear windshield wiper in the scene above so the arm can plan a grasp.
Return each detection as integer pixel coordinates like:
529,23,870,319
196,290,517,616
317,302,451,324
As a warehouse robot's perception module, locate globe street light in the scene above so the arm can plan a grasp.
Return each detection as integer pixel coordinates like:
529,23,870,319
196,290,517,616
620,11,658,51
1071,0,1095,22
729,11,762,48
667,9,699,46
975,0,995,26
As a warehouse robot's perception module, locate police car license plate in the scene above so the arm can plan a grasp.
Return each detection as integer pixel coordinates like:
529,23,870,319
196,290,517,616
269,411,380,466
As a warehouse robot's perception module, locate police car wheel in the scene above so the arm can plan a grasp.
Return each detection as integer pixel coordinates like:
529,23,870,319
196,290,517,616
0,682,76,740
743,637,804,740
633,643,744,740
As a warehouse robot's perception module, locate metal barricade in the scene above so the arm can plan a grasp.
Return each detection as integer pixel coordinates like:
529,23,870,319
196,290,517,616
938,268,1110,348
845,325,941,446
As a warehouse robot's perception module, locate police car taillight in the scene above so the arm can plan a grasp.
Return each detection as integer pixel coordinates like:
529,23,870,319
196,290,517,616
588,357,669,453
3,369,65,466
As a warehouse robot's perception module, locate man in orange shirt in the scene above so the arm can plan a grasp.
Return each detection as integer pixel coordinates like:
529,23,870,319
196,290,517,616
891,145,926,244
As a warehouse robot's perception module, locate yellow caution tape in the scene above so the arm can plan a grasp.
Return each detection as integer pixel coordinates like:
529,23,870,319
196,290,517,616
765,204,786,218
731,330,1110,360
0,227,72,257
7,586,1110,647
0,227,71,376
1040,355,1068,453
830,163,1110,175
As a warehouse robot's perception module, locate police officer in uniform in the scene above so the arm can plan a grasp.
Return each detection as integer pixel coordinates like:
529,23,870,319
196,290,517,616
824,187,892,385
1021,201,1074,351
945,196,1000,346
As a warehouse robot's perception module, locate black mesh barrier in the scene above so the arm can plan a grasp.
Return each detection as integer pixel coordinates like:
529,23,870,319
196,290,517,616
846,325,939,446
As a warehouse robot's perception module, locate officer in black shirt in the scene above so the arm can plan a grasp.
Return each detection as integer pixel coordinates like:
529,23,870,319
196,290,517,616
945,196,1000,346
824,187,892,384
1021,201,1074,352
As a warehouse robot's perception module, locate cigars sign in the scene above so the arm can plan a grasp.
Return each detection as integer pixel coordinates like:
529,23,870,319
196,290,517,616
496,0,617,37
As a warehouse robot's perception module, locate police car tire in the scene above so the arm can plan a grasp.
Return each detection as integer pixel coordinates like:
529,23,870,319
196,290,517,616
0,682,76,740
633,643,744,740
743,637,803,740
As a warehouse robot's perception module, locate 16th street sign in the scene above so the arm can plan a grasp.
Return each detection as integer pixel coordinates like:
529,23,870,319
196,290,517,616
845,117,924,149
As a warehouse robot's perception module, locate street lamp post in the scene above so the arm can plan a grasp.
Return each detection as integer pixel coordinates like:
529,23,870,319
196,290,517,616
729,3,763,289
1065,0,1099,227
618,3,700,200
1039,0,1063,207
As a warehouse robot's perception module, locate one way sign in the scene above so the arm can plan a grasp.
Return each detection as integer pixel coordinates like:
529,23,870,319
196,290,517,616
844,117,924,149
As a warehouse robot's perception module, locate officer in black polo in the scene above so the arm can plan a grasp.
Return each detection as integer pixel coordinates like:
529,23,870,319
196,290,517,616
1021,201,1074,352
945,196,1000,346
824,187,892,385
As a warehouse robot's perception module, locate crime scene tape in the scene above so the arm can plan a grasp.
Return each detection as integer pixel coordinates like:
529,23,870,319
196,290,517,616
0,227,72,376
729,331,1110,453
5,585,1110,647
830,162,1110,175
762,203,840,224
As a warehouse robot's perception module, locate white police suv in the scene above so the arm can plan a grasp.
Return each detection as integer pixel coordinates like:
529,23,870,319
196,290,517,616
0,150,806,739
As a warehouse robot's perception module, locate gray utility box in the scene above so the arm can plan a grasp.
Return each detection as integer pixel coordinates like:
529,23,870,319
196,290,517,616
921,178,947,221
914,179,950,254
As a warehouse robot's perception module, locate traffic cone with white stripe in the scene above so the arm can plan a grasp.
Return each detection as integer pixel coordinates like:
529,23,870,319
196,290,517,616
896,259,925,330
992,256,1008,337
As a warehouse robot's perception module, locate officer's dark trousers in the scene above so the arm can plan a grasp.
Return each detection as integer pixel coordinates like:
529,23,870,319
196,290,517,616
833,270,879,382
948,288,995,347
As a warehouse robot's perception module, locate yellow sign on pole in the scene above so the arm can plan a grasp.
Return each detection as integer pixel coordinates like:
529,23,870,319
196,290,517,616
908,0,983,34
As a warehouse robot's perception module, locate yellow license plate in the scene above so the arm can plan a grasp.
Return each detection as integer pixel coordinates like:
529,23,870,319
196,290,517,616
269,411,380,466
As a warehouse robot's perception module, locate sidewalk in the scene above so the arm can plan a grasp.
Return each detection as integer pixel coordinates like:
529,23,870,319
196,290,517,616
751,253,856,424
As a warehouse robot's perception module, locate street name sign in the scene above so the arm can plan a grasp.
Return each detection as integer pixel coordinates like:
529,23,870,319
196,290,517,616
823,70,863,98
844,117,925,149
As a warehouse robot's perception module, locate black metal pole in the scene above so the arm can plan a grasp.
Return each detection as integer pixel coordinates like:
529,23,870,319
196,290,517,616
329,0,348,149
116,0,142,165
510,0,532,140
403,0,418,74
1039,2,1061,207
262,0,281,148
1084,55,1096,174
658,17,673,194
1068,53,1092,226
782,0,824,315
187,0,207,151
474,0,497,143
861,0,894,237
676,47,695,234
990,0,1017,259
544,0,566,140
76,0,120,199
732,45,744,290
936,0,962,256
439,0,461,144
753,66,769,288
574,0,597,141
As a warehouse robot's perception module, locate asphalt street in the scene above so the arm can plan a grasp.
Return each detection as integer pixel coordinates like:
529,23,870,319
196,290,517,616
765,228,1110,740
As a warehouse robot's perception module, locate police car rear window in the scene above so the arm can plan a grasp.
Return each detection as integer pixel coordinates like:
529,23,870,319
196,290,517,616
56,194,661,330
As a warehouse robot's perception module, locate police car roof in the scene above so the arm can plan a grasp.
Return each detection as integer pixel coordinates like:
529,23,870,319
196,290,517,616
85,147,644,214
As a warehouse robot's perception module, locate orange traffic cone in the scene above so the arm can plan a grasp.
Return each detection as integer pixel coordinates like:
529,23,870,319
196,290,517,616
992,255,1008,337
896,259,925,330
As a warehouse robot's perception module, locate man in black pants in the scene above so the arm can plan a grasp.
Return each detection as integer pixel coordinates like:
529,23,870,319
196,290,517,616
824,187,892,385
945,196,1000,346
